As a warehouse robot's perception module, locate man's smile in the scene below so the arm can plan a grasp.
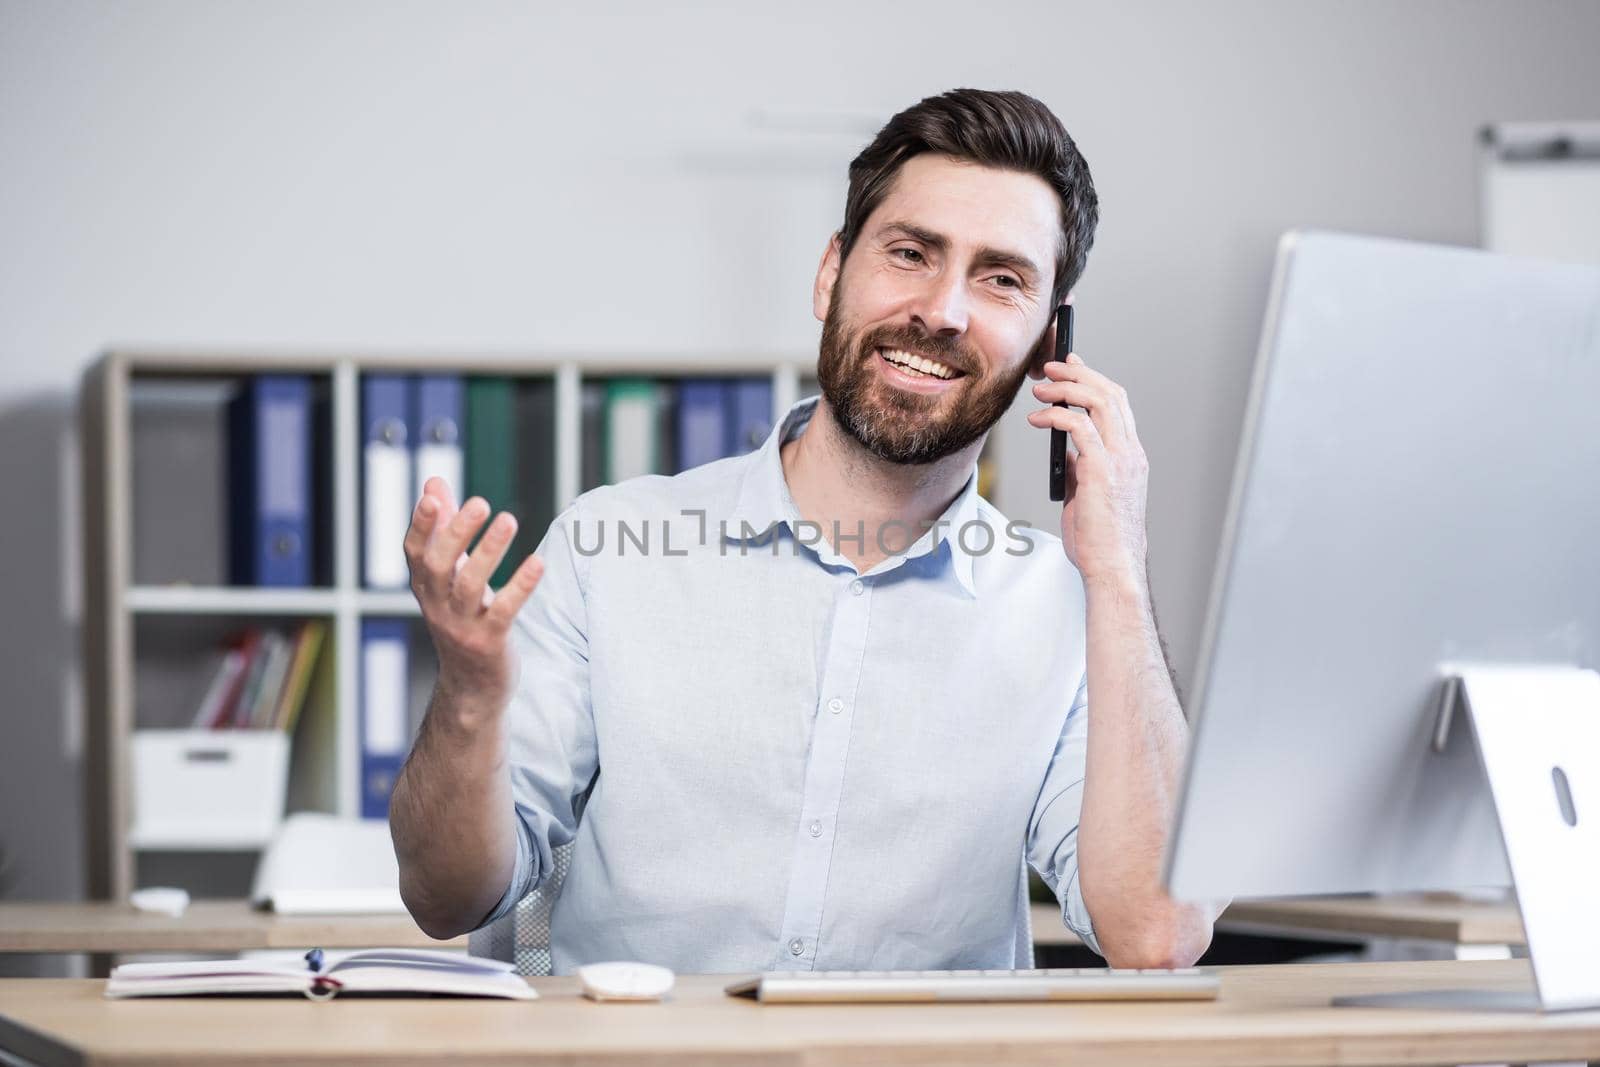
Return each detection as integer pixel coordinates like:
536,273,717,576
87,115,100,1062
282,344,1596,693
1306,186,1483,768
877,347,963,379
875,347,967,394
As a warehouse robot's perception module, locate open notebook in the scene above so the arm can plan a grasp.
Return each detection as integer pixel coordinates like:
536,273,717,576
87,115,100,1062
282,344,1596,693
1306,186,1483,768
105,948,537,1001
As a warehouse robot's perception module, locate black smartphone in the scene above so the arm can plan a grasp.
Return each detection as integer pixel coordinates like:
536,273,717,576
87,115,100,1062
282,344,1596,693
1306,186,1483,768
1048,304,1075,502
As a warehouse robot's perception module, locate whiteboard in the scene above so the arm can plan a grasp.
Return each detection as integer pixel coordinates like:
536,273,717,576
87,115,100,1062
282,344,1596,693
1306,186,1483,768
1481,122,1600,264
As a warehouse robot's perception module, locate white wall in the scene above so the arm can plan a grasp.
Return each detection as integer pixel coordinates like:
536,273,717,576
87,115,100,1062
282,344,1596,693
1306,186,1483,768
3,0,1599,947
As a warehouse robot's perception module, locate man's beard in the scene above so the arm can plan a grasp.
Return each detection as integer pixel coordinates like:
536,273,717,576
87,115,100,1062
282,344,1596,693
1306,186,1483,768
815,279,1035,466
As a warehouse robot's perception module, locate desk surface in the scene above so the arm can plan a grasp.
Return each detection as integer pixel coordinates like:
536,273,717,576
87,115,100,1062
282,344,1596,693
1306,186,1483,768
1214,893,1525,946
1028,893,1525,949
3,897,1520,957
1,960,1597,1066
0,900,464,954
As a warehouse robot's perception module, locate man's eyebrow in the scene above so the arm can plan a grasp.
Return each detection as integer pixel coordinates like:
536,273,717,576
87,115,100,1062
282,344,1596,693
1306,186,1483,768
879,220,950,252
877,220,1043,285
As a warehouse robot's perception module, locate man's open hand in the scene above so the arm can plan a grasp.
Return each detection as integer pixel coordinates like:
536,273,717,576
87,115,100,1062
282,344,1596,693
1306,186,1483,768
404,477,545,723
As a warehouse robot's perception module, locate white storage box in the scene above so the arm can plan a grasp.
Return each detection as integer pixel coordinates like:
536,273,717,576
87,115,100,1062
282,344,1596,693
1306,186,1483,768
129,730,290,849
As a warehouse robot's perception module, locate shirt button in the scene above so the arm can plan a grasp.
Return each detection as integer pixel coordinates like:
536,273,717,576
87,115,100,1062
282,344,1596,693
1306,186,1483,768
809,820,823,837
789,938,805,956
827,697,843,714
849,579,864,595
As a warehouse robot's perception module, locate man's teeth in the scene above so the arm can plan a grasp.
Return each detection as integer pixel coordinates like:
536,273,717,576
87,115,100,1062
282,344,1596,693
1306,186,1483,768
880,348,957,380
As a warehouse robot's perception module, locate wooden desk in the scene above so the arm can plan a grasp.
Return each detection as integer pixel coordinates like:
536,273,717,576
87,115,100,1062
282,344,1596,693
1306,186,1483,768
3,898,1516,958
1217,893,1525,947
1030,894,1527,951
1,960,1596,1066
0,900,464,954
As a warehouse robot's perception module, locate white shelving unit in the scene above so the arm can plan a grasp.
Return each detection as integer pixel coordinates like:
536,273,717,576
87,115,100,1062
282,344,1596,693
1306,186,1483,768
125,587,343,616
81,350,820,901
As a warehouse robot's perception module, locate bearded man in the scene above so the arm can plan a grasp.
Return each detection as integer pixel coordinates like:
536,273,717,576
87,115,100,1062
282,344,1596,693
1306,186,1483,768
391,87,1218,975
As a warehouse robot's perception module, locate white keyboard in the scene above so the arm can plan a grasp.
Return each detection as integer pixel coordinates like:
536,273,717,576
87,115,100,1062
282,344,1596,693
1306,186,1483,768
724,967,1219,1003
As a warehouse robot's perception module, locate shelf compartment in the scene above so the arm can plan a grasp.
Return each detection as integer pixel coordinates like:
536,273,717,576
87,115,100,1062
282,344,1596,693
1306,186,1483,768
129,371,336,590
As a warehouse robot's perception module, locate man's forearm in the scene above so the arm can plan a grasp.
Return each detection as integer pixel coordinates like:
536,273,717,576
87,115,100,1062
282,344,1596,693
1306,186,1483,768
390,680,518,940
1075,564,1217,968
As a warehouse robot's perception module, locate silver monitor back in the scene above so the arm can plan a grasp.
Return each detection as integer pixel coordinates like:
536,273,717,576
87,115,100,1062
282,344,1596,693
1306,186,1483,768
1166,230,1600,902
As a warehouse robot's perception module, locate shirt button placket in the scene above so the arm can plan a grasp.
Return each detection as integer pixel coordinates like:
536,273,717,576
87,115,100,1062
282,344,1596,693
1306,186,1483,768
775,573,870,971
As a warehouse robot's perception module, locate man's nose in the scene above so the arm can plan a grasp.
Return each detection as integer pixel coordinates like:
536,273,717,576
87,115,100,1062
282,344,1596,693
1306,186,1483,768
910,272,970,337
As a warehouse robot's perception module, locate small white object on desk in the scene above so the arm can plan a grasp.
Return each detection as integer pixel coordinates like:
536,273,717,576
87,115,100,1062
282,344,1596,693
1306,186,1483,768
129,887,190,917
250,813,407,914
577,961,676,1002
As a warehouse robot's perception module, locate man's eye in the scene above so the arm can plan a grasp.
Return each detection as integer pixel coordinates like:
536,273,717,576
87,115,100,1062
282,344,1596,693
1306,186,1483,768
894,248,924,264
992,275,1020,289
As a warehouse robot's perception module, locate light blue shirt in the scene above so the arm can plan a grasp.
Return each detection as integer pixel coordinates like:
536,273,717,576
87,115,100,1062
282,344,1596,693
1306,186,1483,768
482,395,1099,973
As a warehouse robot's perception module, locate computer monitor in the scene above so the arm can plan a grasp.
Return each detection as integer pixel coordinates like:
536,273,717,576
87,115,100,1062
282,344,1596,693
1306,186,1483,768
1164,231,1600,915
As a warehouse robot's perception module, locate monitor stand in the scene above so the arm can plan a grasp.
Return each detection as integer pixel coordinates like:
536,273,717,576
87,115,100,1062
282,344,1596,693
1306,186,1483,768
1335,665,1600,1014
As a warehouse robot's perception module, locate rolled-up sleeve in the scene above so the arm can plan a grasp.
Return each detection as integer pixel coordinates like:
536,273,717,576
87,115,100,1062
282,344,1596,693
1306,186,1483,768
474,500,598,929
1024,669,1101,957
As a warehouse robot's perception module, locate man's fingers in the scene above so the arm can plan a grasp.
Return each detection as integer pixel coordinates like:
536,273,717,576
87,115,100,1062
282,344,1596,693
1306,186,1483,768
1038,358,1135,444
405,491,459,602
1030,379,1127,448
404,494,441,567
486,554,546,628
1046,355,1128,405
421,476,457,510
427,496,491,577
449,512,518,614
450,550,495,607
1027,403,1107,461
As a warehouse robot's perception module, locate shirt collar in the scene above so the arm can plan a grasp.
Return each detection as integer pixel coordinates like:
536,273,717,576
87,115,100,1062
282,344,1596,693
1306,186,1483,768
724,394,982,599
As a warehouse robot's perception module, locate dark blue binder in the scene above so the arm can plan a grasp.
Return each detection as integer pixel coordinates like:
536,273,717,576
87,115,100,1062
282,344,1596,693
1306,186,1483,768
415,377,464,456
362,375,413,589
359,618,410,820
728,378,774,455
413,373,465,511
229,376,313,587
677,379,732,472
363,376,411,447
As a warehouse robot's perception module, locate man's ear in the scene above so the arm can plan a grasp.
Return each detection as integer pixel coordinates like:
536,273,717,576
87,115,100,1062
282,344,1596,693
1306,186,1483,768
1027,293,1074,380
1025,311,1057,382
813,233,843,324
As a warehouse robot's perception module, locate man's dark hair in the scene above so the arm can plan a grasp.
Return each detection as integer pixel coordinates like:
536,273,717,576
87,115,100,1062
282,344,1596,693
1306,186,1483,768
838,88,1098,310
